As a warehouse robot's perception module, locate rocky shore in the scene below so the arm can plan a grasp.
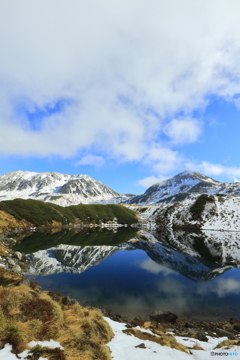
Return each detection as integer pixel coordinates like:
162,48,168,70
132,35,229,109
103,309,240,344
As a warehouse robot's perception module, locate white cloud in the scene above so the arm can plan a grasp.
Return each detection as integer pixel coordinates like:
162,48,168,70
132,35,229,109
197,161,240,179
163,117,202,145
76,154,105,167
1,1,240,173
138,176,168,188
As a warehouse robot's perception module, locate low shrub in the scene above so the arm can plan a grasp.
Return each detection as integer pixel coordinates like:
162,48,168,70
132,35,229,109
190,194,215,220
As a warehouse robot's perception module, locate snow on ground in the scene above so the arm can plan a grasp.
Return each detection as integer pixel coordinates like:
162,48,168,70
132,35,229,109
202,196,240,231
105,318,240,360
0,340,63,360
105,318,189,360
1,319,240,360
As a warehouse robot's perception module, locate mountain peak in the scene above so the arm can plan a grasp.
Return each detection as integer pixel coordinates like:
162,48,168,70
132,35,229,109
129,170,240,205
0,170,123,206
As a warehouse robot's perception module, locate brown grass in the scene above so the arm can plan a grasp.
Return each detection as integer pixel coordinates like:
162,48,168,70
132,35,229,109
0,269,113,359
214,339,239,349
0,267,25,287
191,344,204,350
123,328,189,353
0,210,32,233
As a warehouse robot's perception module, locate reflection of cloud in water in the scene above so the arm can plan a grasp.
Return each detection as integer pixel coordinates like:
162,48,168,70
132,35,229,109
139,259,177,276
59,277,196,318
156,277,190,312
197,278,240,298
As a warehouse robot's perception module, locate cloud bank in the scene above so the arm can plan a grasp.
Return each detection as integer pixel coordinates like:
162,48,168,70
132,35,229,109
1,0,240,178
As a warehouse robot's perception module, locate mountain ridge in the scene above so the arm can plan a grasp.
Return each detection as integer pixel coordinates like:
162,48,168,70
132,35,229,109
129,170,240,205
0,169,240,206
0,170,127,206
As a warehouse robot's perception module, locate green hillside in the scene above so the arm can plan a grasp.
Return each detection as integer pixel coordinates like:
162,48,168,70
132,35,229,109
68,203,138,225
0,199,138,228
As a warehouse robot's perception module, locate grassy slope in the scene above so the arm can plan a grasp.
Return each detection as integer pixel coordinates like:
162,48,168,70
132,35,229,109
68,204,138,225
0,267,113,359
0,199,138,230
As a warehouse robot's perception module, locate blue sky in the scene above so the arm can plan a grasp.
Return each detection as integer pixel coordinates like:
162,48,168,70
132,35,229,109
1,1,240,194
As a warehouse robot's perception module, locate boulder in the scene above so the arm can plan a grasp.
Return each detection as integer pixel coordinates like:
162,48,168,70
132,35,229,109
61,296,78,305
19,278,31,287
149,310,178,324
130,317,145,327
187,328,196,336
14,251,22,260
12,265,21,273
8,258,15,266
196,330,208,342
215,328,235,340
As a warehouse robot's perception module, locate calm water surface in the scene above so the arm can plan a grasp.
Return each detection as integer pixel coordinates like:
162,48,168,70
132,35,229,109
15,228,240,321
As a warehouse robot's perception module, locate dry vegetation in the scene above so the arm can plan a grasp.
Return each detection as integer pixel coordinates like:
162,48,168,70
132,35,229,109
214,339,240,349
123,326,189,353
0,267,113,360
0,210,31,233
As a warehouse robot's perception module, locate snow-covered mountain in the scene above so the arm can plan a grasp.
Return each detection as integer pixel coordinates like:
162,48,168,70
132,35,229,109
129,170,240,205
1,169,240,207
0,170,131,206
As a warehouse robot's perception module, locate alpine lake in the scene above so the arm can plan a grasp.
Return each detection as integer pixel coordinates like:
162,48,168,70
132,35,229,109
13,226,240,322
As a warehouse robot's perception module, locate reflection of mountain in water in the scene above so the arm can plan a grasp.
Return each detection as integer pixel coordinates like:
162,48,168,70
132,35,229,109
137,229,240,282
23,229,240,282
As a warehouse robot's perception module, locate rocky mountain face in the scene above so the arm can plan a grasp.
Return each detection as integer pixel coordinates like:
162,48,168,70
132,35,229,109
1,169,240,207
0,170,130,206
129,170,240,205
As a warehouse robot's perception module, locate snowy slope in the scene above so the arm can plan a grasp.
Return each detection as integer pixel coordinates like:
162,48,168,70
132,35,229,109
0,170,130,206
105,317,240,360
129,170,240,205
153,194,240,231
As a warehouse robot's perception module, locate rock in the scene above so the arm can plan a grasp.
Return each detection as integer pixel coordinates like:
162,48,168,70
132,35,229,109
19,278,31,287
150,320,158,328
130,317,145,327
135,343,146,349
12,265,21,273
196,330,208,342
187,328,196,336
48,291,63,302
125,323,133,328
8,258,15,266
109,313,122,322
61,296,78,305
215,328,235,340
230,318,240,324
233,325,240,332
149,310,178,324
14,251,22,260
